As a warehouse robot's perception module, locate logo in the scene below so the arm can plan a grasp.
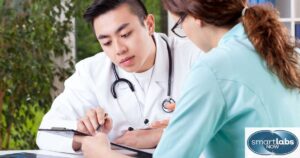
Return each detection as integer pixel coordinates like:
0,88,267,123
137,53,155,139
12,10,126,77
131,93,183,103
247,130,299,155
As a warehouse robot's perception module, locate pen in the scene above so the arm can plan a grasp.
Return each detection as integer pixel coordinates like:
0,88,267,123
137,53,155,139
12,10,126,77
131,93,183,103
96,124,101,132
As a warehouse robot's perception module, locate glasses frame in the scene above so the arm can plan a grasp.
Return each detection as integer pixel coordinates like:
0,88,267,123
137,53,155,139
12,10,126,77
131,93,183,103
171,14,187,38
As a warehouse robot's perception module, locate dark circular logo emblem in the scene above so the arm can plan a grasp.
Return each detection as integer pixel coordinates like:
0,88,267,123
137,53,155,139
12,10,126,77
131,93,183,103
247,130,298,155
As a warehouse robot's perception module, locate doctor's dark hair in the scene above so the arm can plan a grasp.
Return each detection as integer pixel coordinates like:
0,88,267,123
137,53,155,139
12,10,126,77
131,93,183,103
84,0,148,26
162,0,300,90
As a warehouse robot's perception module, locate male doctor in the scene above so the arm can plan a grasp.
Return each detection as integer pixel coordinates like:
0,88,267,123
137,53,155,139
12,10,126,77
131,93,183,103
36,0,201,153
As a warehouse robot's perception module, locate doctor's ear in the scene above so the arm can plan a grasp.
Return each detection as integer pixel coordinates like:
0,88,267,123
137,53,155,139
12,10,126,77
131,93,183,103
144,14,155,36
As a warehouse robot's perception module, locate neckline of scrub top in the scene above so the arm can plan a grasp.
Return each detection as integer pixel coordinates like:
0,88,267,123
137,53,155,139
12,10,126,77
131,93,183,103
218,23,247,47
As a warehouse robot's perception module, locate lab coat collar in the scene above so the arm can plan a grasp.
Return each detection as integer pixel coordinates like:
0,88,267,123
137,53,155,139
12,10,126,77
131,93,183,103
151,33,169,82
218,23,247,46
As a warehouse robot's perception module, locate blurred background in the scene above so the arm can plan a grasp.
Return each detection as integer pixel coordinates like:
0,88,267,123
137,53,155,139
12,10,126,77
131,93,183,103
0,0,299,150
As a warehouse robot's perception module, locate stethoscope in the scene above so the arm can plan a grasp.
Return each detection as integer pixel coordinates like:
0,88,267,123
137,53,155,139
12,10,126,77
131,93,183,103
110,36,175,130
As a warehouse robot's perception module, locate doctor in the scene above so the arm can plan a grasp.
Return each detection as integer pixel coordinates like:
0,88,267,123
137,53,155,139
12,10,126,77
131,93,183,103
36,0,200,153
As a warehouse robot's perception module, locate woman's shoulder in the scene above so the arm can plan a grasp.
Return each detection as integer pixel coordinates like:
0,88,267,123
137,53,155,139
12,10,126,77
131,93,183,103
194,38,258,80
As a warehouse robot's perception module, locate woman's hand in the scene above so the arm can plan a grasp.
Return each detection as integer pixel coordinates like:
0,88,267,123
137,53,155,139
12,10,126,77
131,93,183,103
81,133,112,158
76,133,131,158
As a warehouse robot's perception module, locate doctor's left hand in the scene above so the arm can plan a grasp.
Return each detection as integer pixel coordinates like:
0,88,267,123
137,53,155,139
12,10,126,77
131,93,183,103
113,103,176,149
114,127,164,149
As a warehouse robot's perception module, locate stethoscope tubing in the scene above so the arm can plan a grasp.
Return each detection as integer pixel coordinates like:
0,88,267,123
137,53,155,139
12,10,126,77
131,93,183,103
110,36,176,129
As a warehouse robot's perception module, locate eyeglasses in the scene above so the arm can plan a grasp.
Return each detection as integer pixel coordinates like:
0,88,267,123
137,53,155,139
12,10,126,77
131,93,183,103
171,14,187,38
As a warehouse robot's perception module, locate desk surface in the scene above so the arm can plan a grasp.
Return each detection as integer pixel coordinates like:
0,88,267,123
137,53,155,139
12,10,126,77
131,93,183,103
0,149,155,158
0,150,206,158
0,150,83,158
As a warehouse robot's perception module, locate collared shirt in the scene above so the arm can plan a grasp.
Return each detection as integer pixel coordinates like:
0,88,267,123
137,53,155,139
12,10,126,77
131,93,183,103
154,23,300,158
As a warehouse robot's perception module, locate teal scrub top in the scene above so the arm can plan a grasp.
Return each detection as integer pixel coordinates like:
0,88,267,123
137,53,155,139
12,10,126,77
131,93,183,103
154,23,300,158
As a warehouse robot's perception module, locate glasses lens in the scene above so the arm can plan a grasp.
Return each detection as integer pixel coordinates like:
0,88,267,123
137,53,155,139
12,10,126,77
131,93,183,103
172,14,187,38
173,26,186,37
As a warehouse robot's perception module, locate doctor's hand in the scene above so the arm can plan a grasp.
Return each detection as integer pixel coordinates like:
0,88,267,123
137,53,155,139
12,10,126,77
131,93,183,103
72,107,113,151
78,107,113,135
114,127,164,149
150,103,176,128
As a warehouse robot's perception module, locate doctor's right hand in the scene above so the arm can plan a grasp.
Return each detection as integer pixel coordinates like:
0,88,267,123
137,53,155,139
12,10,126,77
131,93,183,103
72,107,113,151
150,103,176,128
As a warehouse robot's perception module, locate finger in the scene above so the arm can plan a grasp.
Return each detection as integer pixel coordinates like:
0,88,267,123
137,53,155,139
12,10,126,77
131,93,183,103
77,120,89,134
82,117,96,135
150,120,166,128
103,117,113,133
73,135,85,143
165,103,176,111
149,121,157,128
104,116,111,127
160,119,169,126
88,117,99,133
149,121,160,128
87,109,99,130
150,119,170,128
95,107,106,125
114,131,130,144
114,136,125,145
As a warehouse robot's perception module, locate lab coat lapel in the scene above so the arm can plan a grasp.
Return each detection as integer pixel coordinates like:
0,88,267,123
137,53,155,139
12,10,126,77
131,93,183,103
143,80,164,116
143,33,169,116
114,67,145,126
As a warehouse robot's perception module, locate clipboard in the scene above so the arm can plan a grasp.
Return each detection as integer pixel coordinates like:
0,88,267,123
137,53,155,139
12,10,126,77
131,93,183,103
111,142,152,158
38,127,153,158
38,127,90,136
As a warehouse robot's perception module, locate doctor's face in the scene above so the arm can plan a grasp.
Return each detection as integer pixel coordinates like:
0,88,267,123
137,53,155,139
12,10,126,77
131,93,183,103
93,4,155,73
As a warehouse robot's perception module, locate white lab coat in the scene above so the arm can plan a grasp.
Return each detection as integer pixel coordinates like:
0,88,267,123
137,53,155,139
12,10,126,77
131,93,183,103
36,33,201,153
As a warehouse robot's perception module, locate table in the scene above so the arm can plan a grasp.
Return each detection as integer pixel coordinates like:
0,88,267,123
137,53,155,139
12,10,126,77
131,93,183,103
0,150,83,158
0,148,155,158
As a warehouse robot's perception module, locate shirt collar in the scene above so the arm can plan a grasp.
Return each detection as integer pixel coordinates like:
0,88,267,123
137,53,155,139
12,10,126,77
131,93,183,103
218,23,247,46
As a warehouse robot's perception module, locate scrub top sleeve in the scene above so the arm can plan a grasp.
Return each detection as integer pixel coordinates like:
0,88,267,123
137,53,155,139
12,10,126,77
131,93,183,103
154,63,227,158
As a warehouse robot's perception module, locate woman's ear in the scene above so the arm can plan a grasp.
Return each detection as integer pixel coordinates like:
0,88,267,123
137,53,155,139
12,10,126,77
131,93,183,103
194,17,203,28
145,14,155,35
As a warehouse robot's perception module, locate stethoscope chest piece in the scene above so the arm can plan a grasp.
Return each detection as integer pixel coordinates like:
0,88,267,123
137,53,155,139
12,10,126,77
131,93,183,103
162,97,175,113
